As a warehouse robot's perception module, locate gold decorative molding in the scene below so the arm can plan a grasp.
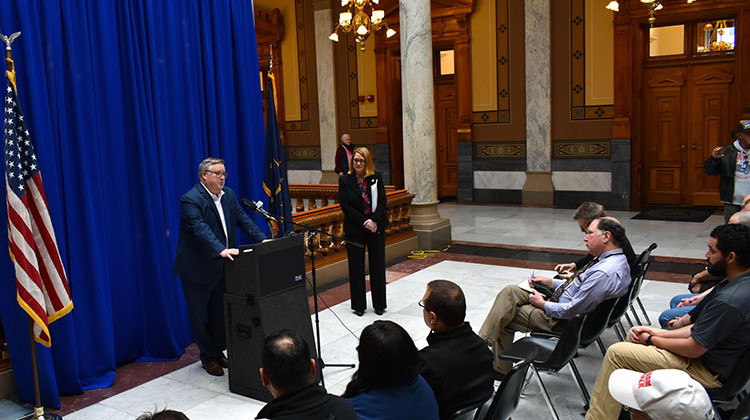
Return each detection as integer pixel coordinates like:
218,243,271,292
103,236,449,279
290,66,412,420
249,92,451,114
475,142,525,158
553,140,610,158
570,0,613,121
284,120,311,132
287,146,321,160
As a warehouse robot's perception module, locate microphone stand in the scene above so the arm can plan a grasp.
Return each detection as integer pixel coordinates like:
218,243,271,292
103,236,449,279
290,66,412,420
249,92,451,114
243,200,360,386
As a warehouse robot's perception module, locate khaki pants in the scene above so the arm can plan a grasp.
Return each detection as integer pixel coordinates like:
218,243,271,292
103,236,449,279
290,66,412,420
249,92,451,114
585,327,722,420
478,285,565,373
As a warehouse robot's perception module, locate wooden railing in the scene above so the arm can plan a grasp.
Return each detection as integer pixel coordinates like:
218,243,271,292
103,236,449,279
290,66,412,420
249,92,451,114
288,184,415,270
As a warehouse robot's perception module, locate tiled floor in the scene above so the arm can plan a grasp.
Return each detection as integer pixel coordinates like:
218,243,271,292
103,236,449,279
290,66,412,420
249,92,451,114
6,203,722,419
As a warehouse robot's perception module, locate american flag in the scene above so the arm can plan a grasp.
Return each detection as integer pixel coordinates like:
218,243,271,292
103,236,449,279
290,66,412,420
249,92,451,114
4,70,72,347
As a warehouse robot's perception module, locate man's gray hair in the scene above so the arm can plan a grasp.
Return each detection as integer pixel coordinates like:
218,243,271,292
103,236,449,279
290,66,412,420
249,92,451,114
198,157,224,177
341,133,351,142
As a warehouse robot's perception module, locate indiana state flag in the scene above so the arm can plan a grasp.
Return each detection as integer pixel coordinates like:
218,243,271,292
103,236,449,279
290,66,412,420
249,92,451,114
262,72,293,235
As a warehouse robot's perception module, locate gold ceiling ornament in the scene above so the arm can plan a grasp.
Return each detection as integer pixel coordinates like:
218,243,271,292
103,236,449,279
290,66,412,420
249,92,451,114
606,0,698,26
329,0,396,52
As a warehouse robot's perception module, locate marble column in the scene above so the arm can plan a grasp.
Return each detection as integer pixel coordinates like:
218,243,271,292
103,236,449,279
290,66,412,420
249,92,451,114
314,0,340,184
400,0,451,249
522,0,554,205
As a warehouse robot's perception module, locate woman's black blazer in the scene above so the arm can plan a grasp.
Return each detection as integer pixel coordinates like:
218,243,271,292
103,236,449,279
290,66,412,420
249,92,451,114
338,172,388,242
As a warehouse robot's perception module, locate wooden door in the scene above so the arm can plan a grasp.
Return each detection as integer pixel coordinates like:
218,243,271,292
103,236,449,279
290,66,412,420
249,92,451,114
643,63,734,205
435,82,458,197
689,64,734,205
643,67,686,205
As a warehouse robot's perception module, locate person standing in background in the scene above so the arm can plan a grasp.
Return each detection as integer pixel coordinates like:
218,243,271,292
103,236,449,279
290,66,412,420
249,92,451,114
704,121,750,222
335,133,355,177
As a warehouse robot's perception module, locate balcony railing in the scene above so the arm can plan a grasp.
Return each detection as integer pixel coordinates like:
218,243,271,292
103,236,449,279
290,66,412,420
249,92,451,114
286,184,415,270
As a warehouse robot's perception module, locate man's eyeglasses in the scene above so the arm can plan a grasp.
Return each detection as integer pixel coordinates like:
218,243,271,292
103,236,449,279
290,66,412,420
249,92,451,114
418,299,425,308
206,170,228,178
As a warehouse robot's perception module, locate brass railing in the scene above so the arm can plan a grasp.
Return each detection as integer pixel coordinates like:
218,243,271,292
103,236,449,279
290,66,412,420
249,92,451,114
288,184,415,270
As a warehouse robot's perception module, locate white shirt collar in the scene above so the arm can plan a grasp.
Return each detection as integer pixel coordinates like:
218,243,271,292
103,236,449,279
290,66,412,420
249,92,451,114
200,182,225,201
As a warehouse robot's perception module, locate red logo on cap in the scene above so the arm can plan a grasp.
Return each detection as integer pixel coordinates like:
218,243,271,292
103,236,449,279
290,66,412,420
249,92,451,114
638,372,653,389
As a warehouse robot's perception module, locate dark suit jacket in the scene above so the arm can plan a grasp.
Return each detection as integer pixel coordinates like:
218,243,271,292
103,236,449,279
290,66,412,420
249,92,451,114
173,183,266,284
338,172,388,242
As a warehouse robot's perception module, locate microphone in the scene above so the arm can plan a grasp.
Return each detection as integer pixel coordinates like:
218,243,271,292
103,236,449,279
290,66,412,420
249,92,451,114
242,198,279,223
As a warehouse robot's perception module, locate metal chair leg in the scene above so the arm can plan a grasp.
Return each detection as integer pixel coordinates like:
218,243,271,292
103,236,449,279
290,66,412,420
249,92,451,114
616,320,628,341
630,304,643,326
532,366,560,420
596,337,607,356
569,360,591,406
636,296,652,325
624,311,634,328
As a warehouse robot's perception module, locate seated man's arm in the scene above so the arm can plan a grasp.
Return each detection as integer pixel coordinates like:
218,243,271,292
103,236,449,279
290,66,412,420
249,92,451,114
543,269,610,319
631,326,707,358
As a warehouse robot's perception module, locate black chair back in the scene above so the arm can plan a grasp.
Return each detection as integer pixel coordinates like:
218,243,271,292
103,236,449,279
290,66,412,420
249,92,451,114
535,314,588,370
607,243,657,328
579,297,618,348
480,348,538,420
628,243,657,303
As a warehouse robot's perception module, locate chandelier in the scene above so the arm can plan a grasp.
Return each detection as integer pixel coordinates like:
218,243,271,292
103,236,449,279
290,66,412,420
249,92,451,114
329,0,396,52
606,0,698,26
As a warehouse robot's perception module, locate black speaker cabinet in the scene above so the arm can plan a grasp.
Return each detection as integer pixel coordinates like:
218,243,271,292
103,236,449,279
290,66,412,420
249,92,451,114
224,234,316,401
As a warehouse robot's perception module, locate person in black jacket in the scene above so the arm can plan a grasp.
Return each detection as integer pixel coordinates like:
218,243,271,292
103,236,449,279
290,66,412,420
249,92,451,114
704,121,750,223
417,280,494,418
257,330,357,420
338,147,388,316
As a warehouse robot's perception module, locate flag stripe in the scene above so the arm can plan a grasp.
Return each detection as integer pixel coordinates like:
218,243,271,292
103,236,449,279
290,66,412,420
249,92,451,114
27,175,70,298
4,70,72,347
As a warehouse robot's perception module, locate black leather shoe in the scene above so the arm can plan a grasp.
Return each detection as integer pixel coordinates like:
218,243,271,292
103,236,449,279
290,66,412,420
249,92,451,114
375,309,385,315
354,310,364,317
202,360,224,376
218,354,229,369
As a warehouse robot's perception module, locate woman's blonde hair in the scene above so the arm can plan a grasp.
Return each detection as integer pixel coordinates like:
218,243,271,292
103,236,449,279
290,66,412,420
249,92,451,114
349,147,375,178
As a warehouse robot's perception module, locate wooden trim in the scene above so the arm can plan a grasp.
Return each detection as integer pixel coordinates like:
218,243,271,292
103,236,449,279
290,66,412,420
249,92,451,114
615,0,750,209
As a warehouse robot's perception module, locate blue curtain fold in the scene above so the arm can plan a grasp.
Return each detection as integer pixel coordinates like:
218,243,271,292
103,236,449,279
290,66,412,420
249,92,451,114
0,0,267,407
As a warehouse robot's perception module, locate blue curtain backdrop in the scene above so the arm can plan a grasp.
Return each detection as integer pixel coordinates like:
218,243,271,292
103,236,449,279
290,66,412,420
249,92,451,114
0,0,268,407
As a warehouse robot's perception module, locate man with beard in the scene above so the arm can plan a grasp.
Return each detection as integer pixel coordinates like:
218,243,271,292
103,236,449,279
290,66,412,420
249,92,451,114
586,223,750,419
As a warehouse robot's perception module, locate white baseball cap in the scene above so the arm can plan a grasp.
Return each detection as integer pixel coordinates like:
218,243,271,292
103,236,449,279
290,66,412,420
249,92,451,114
608,369,714,420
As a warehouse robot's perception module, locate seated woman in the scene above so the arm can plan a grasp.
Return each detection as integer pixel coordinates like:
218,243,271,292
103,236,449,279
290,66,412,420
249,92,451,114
342,320,439,420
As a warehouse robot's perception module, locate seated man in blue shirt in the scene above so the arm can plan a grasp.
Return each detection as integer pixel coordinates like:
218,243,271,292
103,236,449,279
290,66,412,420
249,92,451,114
478,218,632,375
586,223,750,419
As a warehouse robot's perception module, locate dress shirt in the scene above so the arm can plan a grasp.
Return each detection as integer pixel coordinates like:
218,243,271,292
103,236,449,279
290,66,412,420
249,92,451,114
544,249,630,319
201,182,227,247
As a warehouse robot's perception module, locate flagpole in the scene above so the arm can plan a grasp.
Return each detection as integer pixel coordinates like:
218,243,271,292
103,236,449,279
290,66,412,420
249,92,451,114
2,32,63,420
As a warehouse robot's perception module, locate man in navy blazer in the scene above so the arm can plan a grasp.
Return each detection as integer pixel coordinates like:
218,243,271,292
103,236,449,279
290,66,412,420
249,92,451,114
174,157,266,376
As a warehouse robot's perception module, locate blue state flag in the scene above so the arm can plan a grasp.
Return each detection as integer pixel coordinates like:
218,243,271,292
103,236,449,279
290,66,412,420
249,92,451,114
262,73,293,235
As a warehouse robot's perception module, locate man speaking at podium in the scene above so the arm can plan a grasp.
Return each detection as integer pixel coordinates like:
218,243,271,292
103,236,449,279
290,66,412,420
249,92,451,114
174,157,267,376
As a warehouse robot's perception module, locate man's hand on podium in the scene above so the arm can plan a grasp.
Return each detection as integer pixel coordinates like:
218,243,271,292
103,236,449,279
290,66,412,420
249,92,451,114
220,248,240,261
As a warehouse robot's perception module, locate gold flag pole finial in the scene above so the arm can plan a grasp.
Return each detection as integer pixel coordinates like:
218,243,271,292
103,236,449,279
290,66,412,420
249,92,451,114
269,44,274,76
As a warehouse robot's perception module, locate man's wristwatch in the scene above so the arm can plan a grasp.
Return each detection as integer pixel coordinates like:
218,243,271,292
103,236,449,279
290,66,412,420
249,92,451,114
645,335,654,346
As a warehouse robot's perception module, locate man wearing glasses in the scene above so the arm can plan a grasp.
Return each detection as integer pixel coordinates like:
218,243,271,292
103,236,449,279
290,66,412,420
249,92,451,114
174,157,266,376
478,218,631,376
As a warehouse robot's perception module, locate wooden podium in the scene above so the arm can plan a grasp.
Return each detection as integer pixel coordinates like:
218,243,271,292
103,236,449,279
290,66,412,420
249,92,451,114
223,233,316,401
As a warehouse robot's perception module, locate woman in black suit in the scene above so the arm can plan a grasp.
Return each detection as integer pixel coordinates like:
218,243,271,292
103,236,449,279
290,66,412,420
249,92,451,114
338,147,388,316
